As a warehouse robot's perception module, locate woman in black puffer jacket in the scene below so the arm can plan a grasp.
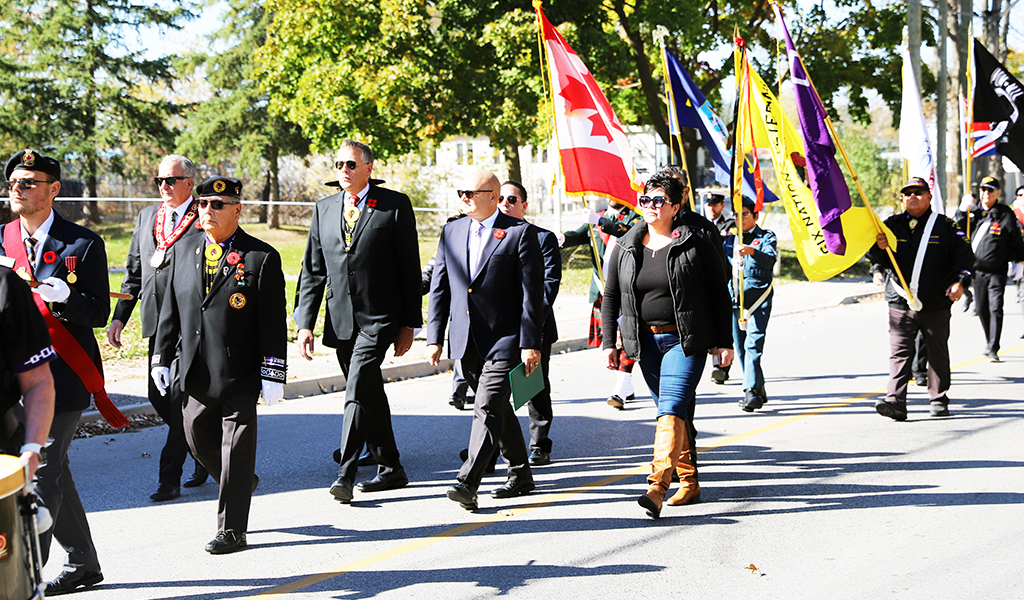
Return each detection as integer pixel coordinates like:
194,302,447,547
601,172,734,519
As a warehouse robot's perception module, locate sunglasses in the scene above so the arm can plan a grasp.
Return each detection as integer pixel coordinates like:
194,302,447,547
197,199,240,210
154,176,189,186
500,194,519,205
335,160,363,170
902,188,926,197
5,178,54,191
457,189,492,199
638,195,672,208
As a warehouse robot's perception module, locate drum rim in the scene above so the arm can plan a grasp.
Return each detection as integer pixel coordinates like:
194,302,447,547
0,454,25,500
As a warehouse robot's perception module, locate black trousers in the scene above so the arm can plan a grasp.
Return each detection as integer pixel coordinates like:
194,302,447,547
527,343,553,453
886,306,951,405
973,271,1007,355
335,327,402,483
147,337,196,486
457,337,531,490
184,392,257,534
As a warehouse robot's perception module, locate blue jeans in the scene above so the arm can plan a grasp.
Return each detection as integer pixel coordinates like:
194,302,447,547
637,330,707,419
732,297,772,391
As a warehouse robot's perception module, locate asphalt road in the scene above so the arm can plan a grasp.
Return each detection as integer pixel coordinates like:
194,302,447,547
45,294,1023,600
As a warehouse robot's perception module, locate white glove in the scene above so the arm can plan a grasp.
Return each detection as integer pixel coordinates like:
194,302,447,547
732,255,745,269
34,277,71,303
959,194,976,212
555,232,566,247
261,380,284,407
1009,261,1024,282
582,207,601,225
151,366,170,396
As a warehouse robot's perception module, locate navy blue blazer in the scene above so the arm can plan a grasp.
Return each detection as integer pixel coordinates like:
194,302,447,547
428,211,544,362
0,211,110,412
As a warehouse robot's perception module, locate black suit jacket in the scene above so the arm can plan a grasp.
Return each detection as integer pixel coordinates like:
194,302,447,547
533,225,560,345
153,228,287,401
427,211,544,362
112,201,204,337
0,212,109,412
294,185,421,346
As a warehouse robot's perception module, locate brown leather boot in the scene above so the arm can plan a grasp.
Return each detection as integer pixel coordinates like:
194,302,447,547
666,421,701,505
638,415,685,518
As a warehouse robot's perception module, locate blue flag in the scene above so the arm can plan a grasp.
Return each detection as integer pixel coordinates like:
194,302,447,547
664,47,778,203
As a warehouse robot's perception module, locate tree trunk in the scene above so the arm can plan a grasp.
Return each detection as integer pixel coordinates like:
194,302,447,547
268,144,280,229
81,0,101,225
504,140,522,183
611,0,670,146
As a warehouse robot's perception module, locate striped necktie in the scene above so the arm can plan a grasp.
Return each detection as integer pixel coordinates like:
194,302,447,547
25,237,38,272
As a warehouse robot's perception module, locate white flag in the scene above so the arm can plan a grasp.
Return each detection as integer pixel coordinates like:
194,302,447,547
899,45,944,214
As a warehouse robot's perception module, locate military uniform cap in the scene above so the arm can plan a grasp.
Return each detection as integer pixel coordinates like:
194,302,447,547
5,149,61,181
196,176,242,198
900,176,930,194
741,197,757,212
979,176,1000,190
702,192,725,205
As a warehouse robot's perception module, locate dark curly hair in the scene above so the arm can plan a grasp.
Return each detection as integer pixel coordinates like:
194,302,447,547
643,172,683,205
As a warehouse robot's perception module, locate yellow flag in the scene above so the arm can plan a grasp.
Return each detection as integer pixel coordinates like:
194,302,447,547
736,58,891,282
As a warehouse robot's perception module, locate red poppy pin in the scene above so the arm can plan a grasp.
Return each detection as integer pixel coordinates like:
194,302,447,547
226,251,241,265
671,230,680,239
493,229,506,239
752,240,761,246
43,251,58,264
366,198,377,208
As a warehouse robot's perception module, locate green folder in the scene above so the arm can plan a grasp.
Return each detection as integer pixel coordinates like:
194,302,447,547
509,362,544,410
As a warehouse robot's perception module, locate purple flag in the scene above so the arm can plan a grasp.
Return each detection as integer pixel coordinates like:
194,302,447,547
775,5,852,255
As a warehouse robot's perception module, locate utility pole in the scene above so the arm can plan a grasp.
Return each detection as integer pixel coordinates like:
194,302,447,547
908,0,922,86
937,0,948,206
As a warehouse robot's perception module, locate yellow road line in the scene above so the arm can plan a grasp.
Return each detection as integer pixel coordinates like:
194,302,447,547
252,350,1009,597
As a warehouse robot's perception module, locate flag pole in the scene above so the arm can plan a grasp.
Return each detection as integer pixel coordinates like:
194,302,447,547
773,15,916,306
963,31,974,240
535,0,604,290
732,34,747,328
656,28,696,212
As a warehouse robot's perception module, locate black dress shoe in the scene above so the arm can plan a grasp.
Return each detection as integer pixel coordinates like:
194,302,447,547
330,478,354,503
356,467,409,492
492,477,535,498
205,531,247,554
449,395,465,410
183,466,209,488
528,449,551,466
45,569,103,596
150,483,180,502
739,389,763,412
875,400,908,422
446,482,478,510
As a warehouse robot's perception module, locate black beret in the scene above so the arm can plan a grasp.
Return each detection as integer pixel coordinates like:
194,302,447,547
741,197,757,212
196,176,242,198
6,149,61,181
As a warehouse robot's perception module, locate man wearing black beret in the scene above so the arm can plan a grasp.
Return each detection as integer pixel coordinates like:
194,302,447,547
1,149,109,595
152,176,287,554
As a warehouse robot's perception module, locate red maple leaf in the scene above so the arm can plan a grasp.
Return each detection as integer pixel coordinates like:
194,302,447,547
558,76,614,143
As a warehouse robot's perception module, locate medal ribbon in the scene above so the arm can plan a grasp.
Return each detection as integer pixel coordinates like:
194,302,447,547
154,201,198,250
3,221,129,428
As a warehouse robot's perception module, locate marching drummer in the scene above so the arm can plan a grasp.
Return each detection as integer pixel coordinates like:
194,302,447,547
0,260,55,479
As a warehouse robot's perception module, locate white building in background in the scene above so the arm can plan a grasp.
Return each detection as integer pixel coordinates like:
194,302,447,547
420,126,710,232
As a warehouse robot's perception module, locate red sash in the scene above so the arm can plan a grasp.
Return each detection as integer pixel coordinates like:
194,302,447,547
3,220,128,428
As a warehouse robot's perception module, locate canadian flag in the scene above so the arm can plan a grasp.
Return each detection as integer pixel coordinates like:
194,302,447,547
539,7,643,209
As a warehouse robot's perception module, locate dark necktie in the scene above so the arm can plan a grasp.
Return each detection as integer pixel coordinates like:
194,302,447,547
25,237,38,272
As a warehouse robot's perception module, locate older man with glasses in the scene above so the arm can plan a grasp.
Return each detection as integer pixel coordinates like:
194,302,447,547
294,139,421,505
109,155,209,503
869,177,974,420
152,176,287,554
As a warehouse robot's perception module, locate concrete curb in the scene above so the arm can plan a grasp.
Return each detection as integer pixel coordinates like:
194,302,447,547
79,337,596,425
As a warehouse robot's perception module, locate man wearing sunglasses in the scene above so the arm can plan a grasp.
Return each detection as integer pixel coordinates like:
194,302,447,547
868,177,973,420
152,176,287,554
109,155,208,504
294,139,421,505
1,149,109,594
953,176,1024,362
497,180,560,467
427,170,544,509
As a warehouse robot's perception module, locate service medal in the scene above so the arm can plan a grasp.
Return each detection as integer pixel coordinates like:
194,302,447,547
16,267,29,281
229,292,246,309
150,248,167,269
909,218,918,229
205,244,223,262
67,272,78,284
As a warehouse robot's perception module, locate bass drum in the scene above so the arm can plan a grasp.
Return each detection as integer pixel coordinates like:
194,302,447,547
0,455,41,600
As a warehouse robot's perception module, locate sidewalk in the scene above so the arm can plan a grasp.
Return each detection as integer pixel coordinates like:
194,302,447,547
93,278,881,423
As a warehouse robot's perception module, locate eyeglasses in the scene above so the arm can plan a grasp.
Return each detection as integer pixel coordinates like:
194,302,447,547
741,211,753,217
638,195,672,208
153,176,189,187
500,194,519,205
335,160,363,170
197,199,240,210
902,188,926,197
457,190,492,199
5,178,54,191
